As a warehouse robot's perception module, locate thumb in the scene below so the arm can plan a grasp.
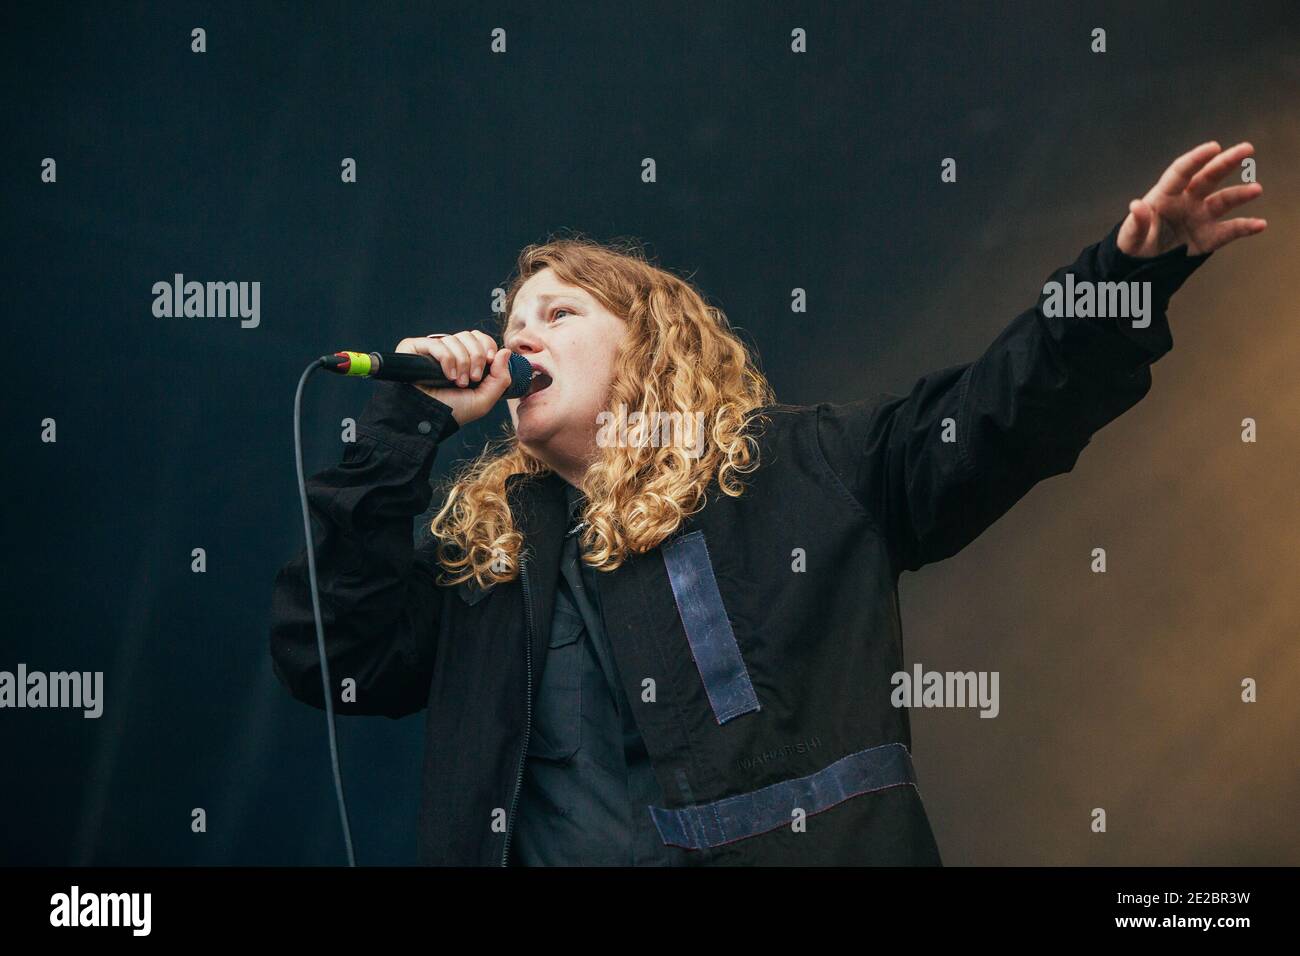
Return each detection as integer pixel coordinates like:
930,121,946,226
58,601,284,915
1118,198,1153,255
477,348,516,402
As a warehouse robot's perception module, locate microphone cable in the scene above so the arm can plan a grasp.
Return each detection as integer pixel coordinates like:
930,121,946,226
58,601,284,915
288,347,531,865
293,357,357,866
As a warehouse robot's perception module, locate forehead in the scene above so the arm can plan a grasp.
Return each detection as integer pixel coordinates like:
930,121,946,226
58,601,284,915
507,269,590,323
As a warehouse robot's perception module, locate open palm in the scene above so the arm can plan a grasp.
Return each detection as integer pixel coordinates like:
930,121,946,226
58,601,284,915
1118,141,1267,257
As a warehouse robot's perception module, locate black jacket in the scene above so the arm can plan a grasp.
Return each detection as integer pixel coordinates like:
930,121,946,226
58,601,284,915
269,222,1209,865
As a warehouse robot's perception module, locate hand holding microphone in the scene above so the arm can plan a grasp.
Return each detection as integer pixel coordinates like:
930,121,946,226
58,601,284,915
398,330,517,426
324,330,533,426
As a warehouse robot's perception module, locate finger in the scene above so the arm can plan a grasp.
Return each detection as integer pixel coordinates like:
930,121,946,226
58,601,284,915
471,329,499,360
396,336,435,355
449,331,485,381
1154,141,1221,196
440,335,472,385
1202,217,1267,253
1118,198,1154,254
460,330,495,380
1204,182,1263,218
469,349,514,409
1187,141,1254,199
484,348,514,391
423,338,460,383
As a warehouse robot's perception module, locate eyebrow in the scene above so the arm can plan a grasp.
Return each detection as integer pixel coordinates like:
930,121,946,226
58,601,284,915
505,293,578,331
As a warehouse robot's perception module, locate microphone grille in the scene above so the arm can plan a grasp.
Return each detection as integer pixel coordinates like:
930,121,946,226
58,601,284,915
505,353,534,399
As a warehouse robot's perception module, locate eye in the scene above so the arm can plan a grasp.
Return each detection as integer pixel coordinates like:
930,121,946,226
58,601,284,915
550,307,574,321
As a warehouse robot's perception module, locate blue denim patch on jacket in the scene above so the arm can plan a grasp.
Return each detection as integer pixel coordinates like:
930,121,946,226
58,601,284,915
661,530,761,724
648,742,917,850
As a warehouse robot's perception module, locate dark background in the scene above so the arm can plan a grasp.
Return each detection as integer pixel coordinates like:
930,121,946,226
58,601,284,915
3,1,1296,865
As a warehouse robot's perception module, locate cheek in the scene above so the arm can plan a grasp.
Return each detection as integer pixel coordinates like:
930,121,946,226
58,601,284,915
555,330,624,415
582,337,623,392
573,361,615,411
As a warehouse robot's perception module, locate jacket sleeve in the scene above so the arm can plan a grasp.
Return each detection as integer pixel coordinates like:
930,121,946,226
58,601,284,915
816,219,1212,576
269,380,460,718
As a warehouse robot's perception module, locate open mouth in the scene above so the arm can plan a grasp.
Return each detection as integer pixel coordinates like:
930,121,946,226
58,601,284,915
524,370,553,399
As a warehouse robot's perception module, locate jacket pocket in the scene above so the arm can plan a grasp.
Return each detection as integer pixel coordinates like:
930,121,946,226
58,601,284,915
526,599,583,761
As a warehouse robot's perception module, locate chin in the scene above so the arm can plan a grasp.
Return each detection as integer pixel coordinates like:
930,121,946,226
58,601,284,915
514,406,560,446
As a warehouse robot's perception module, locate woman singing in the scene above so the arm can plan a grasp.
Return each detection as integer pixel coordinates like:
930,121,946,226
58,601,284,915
270,141,1264,865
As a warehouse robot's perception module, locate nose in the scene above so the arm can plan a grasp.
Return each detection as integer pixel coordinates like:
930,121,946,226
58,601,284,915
504,320,543,357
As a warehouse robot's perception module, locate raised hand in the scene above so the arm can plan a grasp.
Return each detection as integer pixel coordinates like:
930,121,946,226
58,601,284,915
1118,141,1267,257
395,330,515,426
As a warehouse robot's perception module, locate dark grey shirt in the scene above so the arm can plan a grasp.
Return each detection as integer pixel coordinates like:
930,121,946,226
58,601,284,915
513,482,686,866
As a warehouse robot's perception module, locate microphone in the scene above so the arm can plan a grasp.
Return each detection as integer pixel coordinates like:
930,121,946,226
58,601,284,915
321,350,535,399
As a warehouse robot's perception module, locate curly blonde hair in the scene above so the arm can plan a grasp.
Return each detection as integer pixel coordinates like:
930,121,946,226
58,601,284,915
429,234,775,588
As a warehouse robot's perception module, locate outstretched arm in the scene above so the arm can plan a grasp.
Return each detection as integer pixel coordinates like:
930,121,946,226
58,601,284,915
816,141,1266,576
